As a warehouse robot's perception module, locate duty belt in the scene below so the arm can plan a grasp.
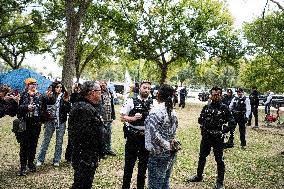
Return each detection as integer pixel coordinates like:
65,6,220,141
125,123,145,131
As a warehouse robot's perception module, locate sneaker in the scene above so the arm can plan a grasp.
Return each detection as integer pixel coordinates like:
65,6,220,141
188,175,203,182
36,161,43,167
53,162,60,167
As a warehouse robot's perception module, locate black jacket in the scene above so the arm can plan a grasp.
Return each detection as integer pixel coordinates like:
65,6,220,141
17,91,43,122
44,93,71,123
0,98,18,118
198,101,236,137
68,98,105,166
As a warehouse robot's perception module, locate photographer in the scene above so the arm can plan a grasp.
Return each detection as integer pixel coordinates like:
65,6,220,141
0,84,19,118
17,78,43,176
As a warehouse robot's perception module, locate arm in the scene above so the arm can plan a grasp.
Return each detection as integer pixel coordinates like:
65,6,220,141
145,112,171,153
245,98,251,118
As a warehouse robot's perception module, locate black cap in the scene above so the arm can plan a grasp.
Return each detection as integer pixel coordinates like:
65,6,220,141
227,89,233,93
236,88,244,92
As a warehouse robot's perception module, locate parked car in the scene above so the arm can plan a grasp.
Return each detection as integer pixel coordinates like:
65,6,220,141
259,94,284,108
198,91,210,102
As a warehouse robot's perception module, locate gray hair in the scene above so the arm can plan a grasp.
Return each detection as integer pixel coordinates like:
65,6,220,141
80,81,101,97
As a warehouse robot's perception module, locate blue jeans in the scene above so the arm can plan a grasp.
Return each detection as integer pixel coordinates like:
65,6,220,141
148,152,176,189
37,121,66,164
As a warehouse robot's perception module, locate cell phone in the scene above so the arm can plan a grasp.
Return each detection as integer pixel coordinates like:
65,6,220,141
14,89,19,96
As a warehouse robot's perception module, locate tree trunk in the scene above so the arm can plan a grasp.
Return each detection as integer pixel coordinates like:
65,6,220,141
62,0,91,92
159,63,168,84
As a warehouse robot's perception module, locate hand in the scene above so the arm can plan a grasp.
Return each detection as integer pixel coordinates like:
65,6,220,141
244,117,248,123
170,139,181,152
28,104,35,111
134,113,142,120
46,91,53,97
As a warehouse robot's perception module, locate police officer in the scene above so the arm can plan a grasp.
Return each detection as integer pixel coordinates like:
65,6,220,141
248,87,259,128
179,86,187,109
229,88,251,149
188,86,235,189
120,80,153,189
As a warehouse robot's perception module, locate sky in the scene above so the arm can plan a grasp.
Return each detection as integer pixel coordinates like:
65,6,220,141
22,0,277,78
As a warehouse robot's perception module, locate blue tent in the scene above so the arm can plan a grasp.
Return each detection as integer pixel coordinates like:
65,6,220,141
0,68,52,94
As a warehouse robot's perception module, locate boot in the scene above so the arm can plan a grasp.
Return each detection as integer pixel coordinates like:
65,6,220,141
215,182,224,189
18,166,27,176
188,175,203,182
28,163,36,172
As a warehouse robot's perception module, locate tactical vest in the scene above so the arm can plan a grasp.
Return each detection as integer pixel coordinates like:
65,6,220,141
128,97,153,126
202,103,227,131
233,96,246,114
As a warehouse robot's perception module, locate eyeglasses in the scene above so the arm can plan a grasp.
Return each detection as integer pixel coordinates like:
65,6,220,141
92,89,101,92
56,86,62,88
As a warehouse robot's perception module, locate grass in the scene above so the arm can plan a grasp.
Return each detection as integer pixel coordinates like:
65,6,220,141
0,103,284,189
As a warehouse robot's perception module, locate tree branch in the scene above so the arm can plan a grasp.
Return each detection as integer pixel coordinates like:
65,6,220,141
270,0,284,11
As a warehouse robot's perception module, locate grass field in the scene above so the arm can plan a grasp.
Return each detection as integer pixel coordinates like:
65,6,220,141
0,103,283,189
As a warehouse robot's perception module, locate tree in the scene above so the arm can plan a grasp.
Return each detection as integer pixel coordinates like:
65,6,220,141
0,1,52,69
61,0,91,91
110,0,242,84
240,55,284,93
243,11,284,68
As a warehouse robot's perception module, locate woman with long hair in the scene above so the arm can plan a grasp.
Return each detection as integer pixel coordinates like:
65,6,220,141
36,81,71,167
145,84,180,189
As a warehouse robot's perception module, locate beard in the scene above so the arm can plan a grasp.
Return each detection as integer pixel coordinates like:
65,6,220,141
211,95,221,103
140,92,149,98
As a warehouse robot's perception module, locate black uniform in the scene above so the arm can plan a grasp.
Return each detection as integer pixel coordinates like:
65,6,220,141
68,99,105,189
179,88,187,108
196,101,235,186
122,97,153,189
248,90,259,127
230,96,250,147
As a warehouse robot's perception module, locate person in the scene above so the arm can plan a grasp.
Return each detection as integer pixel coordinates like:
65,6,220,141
0,84,19,118
100,80,116,156
221,89,235,149
173,85,178,108
188,86,236,189
36,81,71,167
65,82,82,163
264,90,273,115
247,87,259,128
68,81,105,189
17,78,44,176
229,88,251,149
179,86,187,109
145,84,180,189
120,80,153,189
221,89,234,108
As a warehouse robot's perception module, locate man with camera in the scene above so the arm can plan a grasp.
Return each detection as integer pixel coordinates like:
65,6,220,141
188,86,236,189
120,80,153,189
0,84,19,118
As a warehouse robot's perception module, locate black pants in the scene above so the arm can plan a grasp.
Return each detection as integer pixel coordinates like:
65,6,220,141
18,118,41,169
122,133,149,189
230,115,247,146
197,135,225,184
179,97,186,108
72,160,98,189
248,106,258,126
65,132,73,162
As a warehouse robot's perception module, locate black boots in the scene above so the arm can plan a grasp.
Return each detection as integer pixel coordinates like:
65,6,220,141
215,181,224,189
188,175,203,182
18,167,27,176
